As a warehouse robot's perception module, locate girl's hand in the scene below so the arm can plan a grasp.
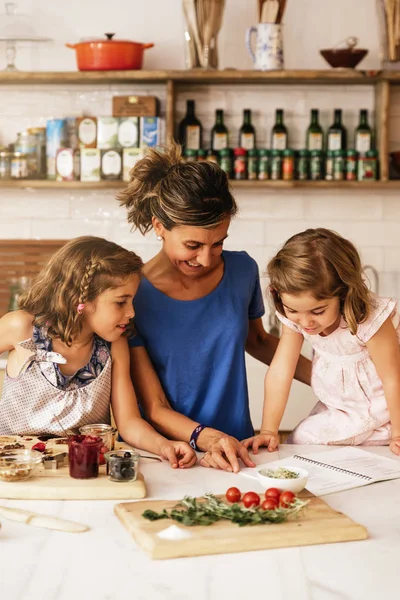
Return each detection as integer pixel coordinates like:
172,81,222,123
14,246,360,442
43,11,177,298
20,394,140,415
199,434,256,473
389,437,400,455
158,441,197,469
242,430,280,454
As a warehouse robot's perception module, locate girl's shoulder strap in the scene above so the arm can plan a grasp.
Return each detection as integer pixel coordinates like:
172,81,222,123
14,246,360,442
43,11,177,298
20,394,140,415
357,295,398,343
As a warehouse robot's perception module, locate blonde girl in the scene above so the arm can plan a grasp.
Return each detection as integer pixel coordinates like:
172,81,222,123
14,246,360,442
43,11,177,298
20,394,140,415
243,228,400,456
0,236,196,468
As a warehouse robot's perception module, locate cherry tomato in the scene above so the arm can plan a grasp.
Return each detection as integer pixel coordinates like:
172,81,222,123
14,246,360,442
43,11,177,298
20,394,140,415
261,497,278,510
279,490,296,508
265,487,281,501
242,491,260,508
225,487,241,503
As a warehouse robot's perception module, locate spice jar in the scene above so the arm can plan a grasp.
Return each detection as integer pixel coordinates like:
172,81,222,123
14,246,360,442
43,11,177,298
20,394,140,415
183,148,197,162
11,152,28,179
67,435,102,479
219,147,233,178
358,150,378,181
346,150,358,181
0,149,11,180
197,149,207,162
258,149,269,180
282,149,295,181
79,423,116,465
233,147,247,180
310,150,323,181
28,127,47,179
247,148,258,180
333,150,345,181
206,149,219,164
270,150,282,181
325,150,334,181
296,150,309,180
105,449,140,482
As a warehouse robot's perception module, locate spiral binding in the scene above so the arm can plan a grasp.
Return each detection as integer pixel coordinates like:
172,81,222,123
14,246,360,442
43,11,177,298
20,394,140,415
293,455,372,481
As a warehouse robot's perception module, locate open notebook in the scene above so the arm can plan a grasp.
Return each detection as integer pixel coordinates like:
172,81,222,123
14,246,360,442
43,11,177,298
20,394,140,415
239,447,400,496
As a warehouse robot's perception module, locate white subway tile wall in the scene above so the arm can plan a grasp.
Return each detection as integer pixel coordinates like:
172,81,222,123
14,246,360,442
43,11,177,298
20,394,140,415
1,82,399,429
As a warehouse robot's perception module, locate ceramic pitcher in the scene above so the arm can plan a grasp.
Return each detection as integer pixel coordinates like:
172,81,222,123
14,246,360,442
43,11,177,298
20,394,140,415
246,23,284,70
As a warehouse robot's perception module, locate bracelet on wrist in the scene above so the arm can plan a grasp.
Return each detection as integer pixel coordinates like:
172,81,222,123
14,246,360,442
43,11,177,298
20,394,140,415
189,424,207,451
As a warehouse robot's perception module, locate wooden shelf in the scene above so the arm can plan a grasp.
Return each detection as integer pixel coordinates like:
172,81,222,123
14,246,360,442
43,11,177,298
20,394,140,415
0,180,395,191
0,69,381,86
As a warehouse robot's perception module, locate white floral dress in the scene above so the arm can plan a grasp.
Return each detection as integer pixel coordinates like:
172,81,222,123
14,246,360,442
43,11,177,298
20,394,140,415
276,295,399,446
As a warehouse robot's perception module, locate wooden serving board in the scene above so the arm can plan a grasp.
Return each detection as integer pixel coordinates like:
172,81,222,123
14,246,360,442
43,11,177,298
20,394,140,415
114,491,368,559
0,437,146,500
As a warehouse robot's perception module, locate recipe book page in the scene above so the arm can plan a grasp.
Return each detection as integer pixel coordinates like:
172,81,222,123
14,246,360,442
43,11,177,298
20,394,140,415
239,447,400,496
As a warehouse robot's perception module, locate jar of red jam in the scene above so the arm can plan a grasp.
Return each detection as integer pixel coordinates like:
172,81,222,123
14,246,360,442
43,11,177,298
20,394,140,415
67,435,102,479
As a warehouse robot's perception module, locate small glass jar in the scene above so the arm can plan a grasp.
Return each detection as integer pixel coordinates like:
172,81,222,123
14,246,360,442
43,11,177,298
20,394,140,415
258,149,269,180
233,147,247,180
346,150,358,181
325,150,334,181
206,149,219,164
183,148,197,162
247,148,258,180
333,150,345,181
67,435,102,480
358,150,378,181
79,424,116,465
282,149,295,181
270,150,282,180
219,147,233,178
105,449,140,483
11,152,28,179
0,149,11,180
296,150,309,180
310,150,324,181
197,149,207,162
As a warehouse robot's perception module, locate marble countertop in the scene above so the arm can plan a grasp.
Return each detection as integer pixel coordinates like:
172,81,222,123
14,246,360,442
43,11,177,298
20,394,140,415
1,444,399,600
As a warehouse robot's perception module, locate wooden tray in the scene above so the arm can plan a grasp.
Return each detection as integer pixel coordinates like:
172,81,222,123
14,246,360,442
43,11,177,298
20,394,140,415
114,491,368,559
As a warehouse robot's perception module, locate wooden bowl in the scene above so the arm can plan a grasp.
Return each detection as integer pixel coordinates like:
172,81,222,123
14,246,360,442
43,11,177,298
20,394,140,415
320,48,368,69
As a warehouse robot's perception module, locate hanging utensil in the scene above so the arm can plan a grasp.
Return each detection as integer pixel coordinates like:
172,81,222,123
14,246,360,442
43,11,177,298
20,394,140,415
261,0,279,23
276,0,288,24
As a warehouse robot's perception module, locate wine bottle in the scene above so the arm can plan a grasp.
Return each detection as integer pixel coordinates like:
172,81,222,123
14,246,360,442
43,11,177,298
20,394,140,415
355,109,373,155
211,109,228,151
271,109,288,150
306,109,323,151
239,109,256,149
178,100,202,150
327,109,347,151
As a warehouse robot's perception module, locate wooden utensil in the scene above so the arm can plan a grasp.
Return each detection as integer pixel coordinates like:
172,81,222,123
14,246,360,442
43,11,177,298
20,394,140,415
261,0,279,23
0,505,89,533
276,0,287,24
183,0,203,66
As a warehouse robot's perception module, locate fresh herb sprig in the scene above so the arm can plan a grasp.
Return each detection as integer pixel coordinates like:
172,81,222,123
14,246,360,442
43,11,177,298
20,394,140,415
142,493,308,527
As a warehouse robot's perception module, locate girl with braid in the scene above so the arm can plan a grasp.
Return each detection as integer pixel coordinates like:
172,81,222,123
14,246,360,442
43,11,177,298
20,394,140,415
0,236,197,468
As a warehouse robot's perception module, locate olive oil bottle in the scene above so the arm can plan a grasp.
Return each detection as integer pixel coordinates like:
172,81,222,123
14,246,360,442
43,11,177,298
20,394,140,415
306,109,323,151
355,109,373,154
327,109,347,151
239,109,256,149
211,109,229,151
178,100,203,150
271,109,288,150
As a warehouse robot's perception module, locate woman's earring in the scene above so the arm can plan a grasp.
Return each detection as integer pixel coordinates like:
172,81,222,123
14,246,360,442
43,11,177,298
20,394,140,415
157,235,163,241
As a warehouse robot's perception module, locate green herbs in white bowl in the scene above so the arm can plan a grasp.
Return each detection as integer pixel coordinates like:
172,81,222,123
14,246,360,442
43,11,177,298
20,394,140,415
256,465,309,493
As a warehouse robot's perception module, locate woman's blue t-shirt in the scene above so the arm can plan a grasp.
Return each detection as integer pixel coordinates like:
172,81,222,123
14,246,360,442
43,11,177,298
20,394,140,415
129,250,265,440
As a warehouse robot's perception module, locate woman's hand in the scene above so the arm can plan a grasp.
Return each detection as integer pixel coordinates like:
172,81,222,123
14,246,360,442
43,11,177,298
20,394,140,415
158,440,197,469
199,434,256,473
390,436,400,455
242,430,280,454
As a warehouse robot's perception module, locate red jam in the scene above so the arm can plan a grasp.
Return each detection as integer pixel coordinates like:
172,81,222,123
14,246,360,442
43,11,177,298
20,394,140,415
67,435,102,479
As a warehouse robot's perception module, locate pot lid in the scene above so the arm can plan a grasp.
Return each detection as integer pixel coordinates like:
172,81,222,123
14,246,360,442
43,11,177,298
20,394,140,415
78,33,139,44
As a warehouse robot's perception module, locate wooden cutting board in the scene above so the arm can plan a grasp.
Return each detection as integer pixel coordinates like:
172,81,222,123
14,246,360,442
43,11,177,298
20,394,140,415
114,491,368,559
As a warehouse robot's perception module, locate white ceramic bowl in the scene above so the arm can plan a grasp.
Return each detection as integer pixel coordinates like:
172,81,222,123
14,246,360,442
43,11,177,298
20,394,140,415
256,465,309,493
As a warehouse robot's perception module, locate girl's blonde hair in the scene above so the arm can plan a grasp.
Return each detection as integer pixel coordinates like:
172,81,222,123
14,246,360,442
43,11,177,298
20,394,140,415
19,236,143,346
268,228,371,335
117,144,237,233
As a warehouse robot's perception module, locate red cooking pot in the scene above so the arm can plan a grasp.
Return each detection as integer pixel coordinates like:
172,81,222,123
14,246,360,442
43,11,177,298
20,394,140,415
66,33,154,71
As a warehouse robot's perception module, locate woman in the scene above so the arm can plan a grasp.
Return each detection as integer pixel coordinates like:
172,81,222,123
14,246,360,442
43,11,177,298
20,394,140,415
118,145,311,472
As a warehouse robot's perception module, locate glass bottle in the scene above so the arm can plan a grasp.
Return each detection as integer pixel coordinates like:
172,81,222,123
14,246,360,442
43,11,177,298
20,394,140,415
178,100,203,151
239,109,256,150
327,109,347,151
306,109,323,151
211,109,228,151
355,109,373,155
271,109,288,151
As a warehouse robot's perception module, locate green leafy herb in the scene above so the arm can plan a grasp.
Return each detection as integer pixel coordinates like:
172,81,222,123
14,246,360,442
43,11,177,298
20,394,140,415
142,494,308,527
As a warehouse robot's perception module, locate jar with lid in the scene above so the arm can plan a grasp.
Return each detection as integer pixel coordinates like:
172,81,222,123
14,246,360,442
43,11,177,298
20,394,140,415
183,148,197,162
296,150,309,180
346,150,357,181
333,150,345,181
358,150,378,181
247,148,258,180
258,149,269,180
11,152,28,179
28,127,47,179
79,423,116,465
233,147,247,180
0,149,11,180
15,131,37,178
219,148,233,178
197,149,207,162
325,150,334,181
282,149,295,181
310,150,324,181
270,150,282,180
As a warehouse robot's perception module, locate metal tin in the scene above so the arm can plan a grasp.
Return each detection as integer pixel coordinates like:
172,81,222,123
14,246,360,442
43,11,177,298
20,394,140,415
11,152,28,179
270,150,282,180
282,149,295,181
296,150,309,180
333,150,345,181
247,148,258,180
310,150,323,181
358,150,378,181
346,150,358,181
233,147,247,180
258,149,269,180
325,150,334,181
219,148,233,178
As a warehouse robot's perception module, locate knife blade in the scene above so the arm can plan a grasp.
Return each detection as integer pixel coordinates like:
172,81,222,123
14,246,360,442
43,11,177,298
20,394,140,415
0,505,89,533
